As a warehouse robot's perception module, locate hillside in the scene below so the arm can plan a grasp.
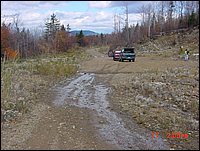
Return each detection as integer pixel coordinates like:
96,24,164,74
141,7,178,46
70,30,99,36
135,27,199,59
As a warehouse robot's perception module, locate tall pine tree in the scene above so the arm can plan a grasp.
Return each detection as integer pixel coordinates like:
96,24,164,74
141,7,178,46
45,13,60,41
76,30,84,46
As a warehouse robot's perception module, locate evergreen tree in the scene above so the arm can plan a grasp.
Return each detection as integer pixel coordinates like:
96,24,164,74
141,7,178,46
100,33,104,44
188,10,196,27
78,30,84,39
60,24,66,31
45,13,60,41
77,30,84,46
67,24,71,33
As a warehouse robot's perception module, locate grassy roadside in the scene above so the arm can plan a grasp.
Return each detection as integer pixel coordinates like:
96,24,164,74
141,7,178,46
109,58,199,150
1,47,91,122
95,45,109,54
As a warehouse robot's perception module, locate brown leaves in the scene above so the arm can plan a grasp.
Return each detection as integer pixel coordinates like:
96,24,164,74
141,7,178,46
1,24,19,60
1,24,10,50
4,48,19,59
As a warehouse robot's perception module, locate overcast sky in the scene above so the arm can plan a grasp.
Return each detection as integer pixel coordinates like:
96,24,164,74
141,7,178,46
1,1,152,34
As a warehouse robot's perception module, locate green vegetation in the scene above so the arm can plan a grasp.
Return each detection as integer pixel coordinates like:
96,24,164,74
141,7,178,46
1,48,90,122
95,46,109,54
34,61,77,77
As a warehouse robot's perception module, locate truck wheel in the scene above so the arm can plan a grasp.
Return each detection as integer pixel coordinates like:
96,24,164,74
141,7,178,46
129,60,131,62
132,58,135,62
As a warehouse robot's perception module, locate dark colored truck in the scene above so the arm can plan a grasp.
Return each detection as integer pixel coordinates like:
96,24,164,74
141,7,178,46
119,47,136,62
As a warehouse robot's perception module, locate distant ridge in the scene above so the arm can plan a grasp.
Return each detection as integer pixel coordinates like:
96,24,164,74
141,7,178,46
70,30,99,36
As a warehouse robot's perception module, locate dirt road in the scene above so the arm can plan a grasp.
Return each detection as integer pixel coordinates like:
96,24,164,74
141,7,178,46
1,48,198,150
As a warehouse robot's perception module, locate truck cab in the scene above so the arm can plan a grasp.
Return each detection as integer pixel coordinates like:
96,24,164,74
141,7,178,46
119,47,135,62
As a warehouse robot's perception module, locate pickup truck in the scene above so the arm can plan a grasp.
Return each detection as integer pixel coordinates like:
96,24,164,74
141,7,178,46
113,50,121,61
119,47,136,62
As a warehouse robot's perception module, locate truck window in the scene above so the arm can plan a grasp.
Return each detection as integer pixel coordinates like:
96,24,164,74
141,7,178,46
124,48,134,53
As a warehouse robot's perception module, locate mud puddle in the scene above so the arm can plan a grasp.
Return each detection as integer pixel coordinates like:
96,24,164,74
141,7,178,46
52,73,170,150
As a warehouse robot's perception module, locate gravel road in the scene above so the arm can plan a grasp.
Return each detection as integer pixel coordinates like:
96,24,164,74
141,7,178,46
1,48,198,150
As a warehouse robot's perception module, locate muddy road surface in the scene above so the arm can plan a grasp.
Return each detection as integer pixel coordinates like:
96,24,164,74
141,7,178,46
2,48,197,150
52,72,169,150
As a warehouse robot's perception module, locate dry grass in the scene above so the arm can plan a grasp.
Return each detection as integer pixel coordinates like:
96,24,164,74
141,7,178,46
1,48,90,122
95,46,109,54
110,64,199,149
34,61,77,77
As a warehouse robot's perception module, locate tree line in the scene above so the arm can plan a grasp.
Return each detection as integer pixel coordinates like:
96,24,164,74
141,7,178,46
1,1,199,59
1,13,106,59
110,1,199,48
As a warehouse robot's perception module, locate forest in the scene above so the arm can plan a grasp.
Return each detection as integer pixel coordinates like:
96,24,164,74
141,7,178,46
1,1,199,59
